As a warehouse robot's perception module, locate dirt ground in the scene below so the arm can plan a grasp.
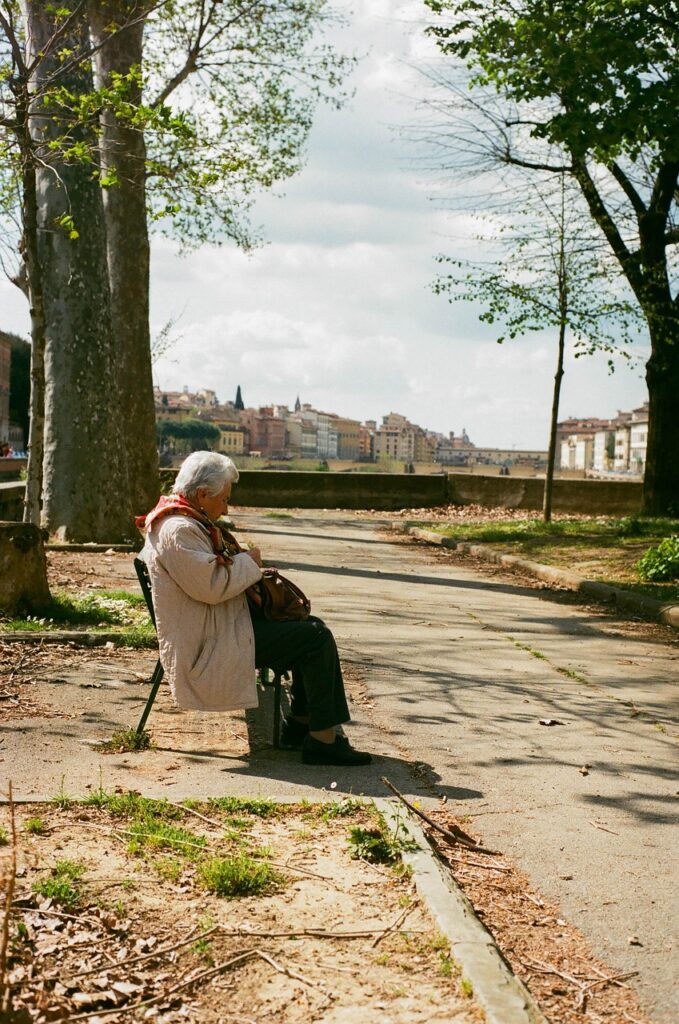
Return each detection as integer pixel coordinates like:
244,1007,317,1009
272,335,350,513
1,799,481,1024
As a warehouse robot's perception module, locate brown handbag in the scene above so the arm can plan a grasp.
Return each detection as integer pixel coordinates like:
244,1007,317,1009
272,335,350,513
247,568,311,622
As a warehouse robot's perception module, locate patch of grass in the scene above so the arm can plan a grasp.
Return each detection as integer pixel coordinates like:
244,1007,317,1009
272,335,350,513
207,796,280,818
33,859,84,908
118,621,157,648
126,817,207,858
52,778,74,809
439,953,454,978
416,515,679,545
24,816,46,835
95,728,154,753
224,816,250,831
84,789,179,819
512,640,547,660
154,856,184,882
0,826,8,846
197,854,283,898
263,511,294,519
557,667,589,685
192,937,214,963
0,590,149,633
319,798,370,820
460,977,474,998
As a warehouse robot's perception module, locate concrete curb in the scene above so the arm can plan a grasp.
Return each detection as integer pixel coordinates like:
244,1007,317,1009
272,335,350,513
379,800,548,1024
403,526,679,630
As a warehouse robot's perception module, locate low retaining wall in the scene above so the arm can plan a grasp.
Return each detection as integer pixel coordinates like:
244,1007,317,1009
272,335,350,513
5,472,644,520
447,475,642,515
224,471,642,515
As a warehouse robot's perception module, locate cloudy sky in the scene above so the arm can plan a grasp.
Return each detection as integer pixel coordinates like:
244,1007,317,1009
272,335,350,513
1,0,649,449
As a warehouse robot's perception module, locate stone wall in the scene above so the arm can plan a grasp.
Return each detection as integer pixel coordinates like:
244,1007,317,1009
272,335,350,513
163,469,641,515
6,472,644,522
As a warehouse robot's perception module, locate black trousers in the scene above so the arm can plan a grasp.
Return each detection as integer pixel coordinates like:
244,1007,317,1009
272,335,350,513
250,612,350,732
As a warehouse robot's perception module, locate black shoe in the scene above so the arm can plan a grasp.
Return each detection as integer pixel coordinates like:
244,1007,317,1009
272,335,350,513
279,717,309,749
302,735,373,766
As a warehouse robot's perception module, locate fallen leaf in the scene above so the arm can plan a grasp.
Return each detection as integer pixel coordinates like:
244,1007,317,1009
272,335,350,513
539,719,564,726
628,935,643,946
579,765,590,776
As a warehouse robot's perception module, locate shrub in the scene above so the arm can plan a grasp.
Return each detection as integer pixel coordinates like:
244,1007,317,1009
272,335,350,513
636,536,679,581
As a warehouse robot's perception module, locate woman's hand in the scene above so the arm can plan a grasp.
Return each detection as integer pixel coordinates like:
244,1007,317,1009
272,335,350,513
246,546,263,567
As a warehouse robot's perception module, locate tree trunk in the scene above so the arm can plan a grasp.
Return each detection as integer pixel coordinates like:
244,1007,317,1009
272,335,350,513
18,121,46,527
0,522,50,615
23,2,132,541
89,0,160,517
642,315,679,515
543,318,566,523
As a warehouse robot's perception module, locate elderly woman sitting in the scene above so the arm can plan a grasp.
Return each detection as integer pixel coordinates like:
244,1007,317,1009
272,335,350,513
140,450,371,766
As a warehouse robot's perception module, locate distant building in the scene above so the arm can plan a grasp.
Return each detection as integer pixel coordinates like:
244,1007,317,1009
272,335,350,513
559,405,648,476
330,414,362,460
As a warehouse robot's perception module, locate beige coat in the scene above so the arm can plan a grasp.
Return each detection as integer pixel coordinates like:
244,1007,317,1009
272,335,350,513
145,515,263,711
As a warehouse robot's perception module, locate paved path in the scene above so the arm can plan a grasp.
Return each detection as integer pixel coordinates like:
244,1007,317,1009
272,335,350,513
2,511,677,1021
244,513,678,1024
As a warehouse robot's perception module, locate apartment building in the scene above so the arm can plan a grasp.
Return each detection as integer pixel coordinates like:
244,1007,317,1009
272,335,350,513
561,406,648,475
331,414,362,460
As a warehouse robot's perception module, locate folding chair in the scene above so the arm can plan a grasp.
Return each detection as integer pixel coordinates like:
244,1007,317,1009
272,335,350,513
133,556,287,746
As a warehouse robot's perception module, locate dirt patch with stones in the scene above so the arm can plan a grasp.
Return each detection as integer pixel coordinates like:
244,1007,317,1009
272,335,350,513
1,797,482,1023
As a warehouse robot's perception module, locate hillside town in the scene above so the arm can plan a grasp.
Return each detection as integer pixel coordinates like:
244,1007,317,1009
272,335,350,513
0,328,650,476
152,381,649,475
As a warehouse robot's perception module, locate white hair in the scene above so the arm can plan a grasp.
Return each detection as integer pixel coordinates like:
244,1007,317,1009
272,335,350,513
173,451,239,499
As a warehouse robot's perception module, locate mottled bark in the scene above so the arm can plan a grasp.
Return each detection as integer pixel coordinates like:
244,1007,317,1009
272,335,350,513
23,3,132,541
18,109,46,527
642,317,679,515
89,0,160,517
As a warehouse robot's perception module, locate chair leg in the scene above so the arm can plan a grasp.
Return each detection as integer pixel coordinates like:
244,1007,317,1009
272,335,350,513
272,671,282,748
136,659,165,736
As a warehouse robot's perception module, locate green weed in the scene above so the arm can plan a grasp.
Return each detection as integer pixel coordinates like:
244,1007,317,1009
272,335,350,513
33,860,84,908
320,798,370,820
95,728,153,753
460,977,474,998
348,808,417,867
636,536,679,582
125,818,206,858
52,777,73,809
198,854,283,898
1,590,148,632
84,789,179,820
439,953,454,978
192,937,214,963
24,816,46,835
0,826,8,846
207,796,280,818
154,857,184,882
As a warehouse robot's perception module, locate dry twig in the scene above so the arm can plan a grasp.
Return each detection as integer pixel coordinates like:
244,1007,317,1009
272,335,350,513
371,902,417,948
67,924,209,981
382,776,499,855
